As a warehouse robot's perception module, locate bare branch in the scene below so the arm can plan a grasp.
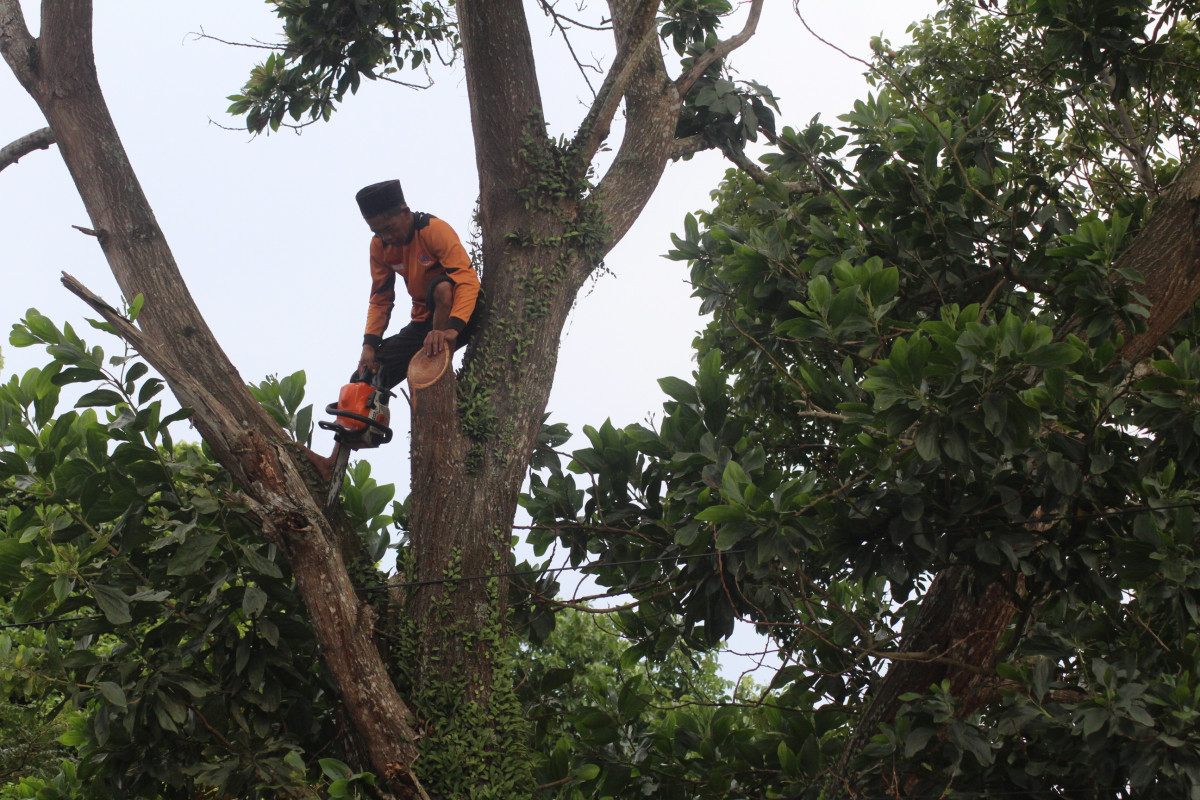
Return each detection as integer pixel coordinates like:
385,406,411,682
187,28,285,52
719,144,822,196
535,0,605,98
536,0,613,32
571,0,660,165
676,0,764,96
0,127,55,173
376,69,435,90
671,134,710,159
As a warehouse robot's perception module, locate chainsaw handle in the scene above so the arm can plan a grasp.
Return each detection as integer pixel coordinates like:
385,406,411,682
351,367,396,398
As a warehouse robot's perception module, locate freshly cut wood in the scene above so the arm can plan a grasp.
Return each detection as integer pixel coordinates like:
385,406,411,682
407,348,450,389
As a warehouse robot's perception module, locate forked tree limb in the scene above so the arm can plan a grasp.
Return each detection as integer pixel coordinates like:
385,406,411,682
676,0,765,95
0,127,55,173
2,3,429,793
571,0,660,167
592,0,679,248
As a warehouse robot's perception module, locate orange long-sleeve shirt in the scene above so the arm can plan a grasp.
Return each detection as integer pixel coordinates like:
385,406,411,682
362,213,480,347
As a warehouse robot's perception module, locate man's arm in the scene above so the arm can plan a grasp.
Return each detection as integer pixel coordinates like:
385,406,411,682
423,279,458,356
361,241,396,374
428,218,479,330
422,219,480,357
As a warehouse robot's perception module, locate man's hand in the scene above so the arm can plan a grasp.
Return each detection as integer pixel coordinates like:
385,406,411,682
423,328,458,357
358,344,379,376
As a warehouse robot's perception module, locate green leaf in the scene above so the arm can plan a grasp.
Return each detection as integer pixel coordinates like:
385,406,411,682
75,389,124,408
1026,342,1080,368
238,543,283,579
242,585,268,618
98,681,127,708
167,533,221,576
320,758,353,782
658,376,698,405
0,451,29,479
0,540,37,588
715,525,748,550
914,424,940,461
127,293,145,321
720,460,749,503
53,367,107,386
696,505,746,523
9,325,39,347
91,584,132,625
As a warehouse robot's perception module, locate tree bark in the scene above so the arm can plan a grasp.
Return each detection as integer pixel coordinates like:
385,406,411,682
1,4,426,796
1115,159,1200,364
5,0,771,793
833,565,1019,782
0,126,55,172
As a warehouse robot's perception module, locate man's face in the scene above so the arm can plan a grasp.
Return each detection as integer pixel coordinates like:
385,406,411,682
366,208,414,247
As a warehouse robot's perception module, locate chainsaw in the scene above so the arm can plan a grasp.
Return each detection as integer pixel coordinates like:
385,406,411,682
318,369,394,508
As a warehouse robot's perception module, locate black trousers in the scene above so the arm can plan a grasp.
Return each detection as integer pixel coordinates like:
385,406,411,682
369,315,477,390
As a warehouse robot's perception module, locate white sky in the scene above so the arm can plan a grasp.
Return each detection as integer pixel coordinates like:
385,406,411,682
0,0,940,682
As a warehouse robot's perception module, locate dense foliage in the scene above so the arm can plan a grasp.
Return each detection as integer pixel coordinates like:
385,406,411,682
0,316,743,799
520,0,1200,795
9,0,1200,797
228,0,779,156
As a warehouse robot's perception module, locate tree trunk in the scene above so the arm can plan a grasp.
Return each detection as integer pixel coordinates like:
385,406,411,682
5,0,771,794
833,566,1019,781
1,4,427,795
1116,159,1200,364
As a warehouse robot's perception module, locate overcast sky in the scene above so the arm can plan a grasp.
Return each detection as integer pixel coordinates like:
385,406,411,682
0,0,941,681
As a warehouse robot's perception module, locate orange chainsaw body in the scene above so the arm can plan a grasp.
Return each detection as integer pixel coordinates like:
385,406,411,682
320,376,393,449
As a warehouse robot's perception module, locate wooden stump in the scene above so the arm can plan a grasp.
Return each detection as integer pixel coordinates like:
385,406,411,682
407,348,451,390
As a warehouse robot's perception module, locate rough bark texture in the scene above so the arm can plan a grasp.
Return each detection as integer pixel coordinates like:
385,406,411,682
1,4,425,796
5,0,769,794
834,565,1019,781
1116,159,1200,364
0,126,55,172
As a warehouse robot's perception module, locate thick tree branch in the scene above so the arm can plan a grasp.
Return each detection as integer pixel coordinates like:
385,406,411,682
7,7,431,794
1116,157,1200,363
675,0,764,96
39,0,94,79
1113,99,1157,197
0,127,56,172
0,0,38,92
458,0,545,221
571,0,659,168
671,134,711,159
592,0,679,249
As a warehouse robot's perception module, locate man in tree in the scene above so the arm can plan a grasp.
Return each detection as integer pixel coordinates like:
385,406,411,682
308,179,480,481
352,179,479,386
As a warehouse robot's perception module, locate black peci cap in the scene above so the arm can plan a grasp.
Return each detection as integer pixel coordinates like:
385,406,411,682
356,180,406,218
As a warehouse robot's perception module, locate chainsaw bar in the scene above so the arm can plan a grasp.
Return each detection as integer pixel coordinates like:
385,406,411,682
325,445,351,510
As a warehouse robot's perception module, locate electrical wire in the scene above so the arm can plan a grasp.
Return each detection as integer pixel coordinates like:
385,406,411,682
356,548,735,595
3,498,1200,632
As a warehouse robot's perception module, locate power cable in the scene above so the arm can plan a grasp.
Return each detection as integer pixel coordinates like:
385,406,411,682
4,497,1200,632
